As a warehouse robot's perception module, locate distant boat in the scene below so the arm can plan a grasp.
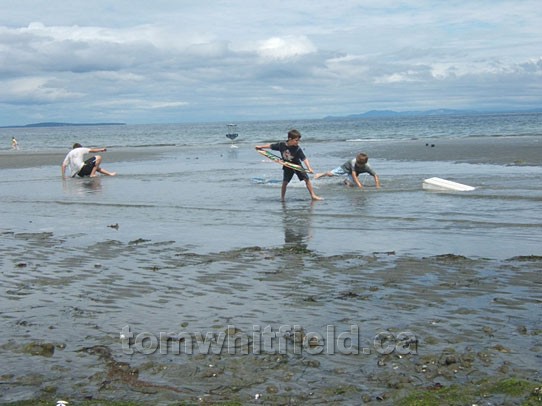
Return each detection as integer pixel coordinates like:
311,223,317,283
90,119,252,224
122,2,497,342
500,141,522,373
226,124,238,141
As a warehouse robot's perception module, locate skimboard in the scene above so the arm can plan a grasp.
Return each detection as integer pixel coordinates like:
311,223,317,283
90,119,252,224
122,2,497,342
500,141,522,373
422,177,475,192
257,149,310,173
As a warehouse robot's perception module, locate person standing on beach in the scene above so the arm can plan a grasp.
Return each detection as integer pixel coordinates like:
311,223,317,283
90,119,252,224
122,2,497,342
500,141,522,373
61,143,116,178
315,152,380,189
255,129,322,201
11,137,19,150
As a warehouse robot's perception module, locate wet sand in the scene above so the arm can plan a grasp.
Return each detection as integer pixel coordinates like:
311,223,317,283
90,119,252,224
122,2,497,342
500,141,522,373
1,233,541,405
368,136,542,166
1,136,541,405
1,135,541,170
0,147,165,169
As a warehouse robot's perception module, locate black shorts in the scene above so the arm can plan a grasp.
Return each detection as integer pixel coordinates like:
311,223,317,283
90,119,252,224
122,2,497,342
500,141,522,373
77,157,97,177
283,167,309,183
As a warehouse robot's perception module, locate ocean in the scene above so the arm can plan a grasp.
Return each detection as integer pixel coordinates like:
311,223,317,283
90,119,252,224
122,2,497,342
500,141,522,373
1,112,541,404
2,112,541,258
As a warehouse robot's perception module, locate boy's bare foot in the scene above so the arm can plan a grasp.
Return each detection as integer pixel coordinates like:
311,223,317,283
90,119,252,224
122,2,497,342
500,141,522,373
311,195,323,201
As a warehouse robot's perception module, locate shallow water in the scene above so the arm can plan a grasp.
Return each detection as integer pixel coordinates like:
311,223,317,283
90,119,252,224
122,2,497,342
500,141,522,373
1,114,541,404
2,138,541,258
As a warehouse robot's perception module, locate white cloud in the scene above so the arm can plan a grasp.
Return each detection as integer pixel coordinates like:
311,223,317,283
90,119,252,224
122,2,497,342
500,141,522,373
0,77,83,103
98,99,188,110
0,1,541,124
257,36,316,60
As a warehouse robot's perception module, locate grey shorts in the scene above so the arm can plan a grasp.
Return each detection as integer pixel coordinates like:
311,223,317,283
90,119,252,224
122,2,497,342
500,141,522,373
331,166,354,183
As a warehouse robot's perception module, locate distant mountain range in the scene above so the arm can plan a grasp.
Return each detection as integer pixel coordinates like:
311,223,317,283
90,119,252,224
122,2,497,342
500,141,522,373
0,122,126,129
323,108,542,120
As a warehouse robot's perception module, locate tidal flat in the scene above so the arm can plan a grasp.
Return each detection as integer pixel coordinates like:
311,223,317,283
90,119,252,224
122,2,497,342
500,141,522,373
1,117,541,404
1,231,540,405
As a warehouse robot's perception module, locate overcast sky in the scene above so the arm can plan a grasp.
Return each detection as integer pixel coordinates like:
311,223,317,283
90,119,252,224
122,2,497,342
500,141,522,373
1,1,540,125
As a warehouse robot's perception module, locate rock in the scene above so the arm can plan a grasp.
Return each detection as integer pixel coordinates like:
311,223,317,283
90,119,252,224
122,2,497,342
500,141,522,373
22,342,55,357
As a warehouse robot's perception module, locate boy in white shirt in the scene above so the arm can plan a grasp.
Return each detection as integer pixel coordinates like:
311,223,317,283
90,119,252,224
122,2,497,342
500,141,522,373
61,143,117,178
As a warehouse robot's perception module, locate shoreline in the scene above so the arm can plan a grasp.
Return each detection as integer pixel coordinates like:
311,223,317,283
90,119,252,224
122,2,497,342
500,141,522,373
366,135,542,166
1,136,541,170
0,147,169,170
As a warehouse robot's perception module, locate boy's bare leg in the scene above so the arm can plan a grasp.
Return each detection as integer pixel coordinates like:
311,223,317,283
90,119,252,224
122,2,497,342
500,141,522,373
90,155,103,177
97,168,117,176
314,171,333,180
305,179,323,201
281,182,288,202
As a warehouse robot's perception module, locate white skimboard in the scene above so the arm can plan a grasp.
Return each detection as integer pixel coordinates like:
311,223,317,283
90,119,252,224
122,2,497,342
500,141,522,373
422,177,475,192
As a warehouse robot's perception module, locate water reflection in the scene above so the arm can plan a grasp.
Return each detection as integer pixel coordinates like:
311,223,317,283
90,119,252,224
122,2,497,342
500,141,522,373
62,177,102,195
281,201,314,249
226,146,239,159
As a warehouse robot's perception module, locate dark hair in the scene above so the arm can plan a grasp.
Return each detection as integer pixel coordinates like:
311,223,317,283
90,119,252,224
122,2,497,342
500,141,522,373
287,129,301,140
72,143,82,149
356,153,368,165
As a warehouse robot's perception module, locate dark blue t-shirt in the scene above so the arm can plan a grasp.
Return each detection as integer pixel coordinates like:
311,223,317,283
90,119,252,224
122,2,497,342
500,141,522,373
270,142,306,166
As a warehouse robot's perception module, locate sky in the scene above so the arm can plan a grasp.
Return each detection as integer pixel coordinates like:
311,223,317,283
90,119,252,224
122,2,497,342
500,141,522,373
0,1,541,125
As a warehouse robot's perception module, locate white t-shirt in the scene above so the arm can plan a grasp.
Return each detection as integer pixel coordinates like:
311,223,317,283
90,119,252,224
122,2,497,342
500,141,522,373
63,147,91,177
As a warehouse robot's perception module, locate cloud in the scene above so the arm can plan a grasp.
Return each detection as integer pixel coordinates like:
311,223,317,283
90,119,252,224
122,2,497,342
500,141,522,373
257,36,317,60
98,99,188,110
0,1,541,124
0,77,83,104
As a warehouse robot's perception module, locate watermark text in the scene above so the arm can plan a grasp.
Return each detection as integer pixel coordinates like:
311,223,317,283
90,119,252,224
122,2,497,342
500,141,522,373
119,325,418,356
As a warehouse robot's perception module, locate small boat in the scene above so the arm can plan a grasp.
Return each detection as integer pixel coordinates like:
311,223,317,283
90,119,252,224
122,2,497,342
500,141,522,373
226,124,238,141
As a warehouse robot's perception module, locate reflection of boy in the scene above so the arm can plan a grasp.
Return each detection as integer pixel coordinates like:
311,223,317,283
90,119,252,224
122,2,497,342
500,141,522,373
255,129,322,201
315,153,380,189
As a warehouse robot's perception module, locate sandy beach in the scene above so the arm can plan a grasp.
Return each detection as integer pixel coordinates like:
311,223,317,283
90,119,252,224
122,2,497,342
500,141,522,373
1,128,541,405
369,136,542,166
2,134,542,169
0,147,165,170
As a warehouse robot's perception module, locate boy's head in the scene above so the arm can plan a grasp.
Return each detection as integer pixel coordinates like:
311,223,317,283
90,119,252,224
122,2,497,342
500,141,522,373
72,143,82,149
356,153,369,165
287,129,301,141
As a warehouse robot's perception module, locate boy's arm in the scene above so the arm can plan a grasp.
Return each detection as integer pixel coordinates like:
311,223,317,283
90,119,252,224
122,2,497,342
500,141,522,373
255,144,271,150
89,147,107,153
61,153,70,178
373,174,381,189
302,158,315,174
352,171,363,188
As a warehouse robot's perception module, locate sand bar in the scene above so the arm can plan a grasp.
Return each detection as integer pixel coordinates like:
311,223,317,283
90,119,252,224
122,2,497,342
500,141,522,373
0,147,167,169
367,135,542,166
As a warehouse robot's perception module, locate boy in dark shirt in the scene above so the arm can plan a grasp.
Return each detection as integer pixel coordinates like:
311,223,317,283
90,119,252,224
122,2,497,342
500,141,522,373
256,129,323,201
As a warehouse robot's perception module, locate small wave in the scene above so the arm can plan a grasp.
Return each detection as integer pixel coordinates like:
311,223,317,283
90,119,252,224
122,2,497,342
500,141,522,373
128,143,177,148
344,138,385,142
251,177,281,185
